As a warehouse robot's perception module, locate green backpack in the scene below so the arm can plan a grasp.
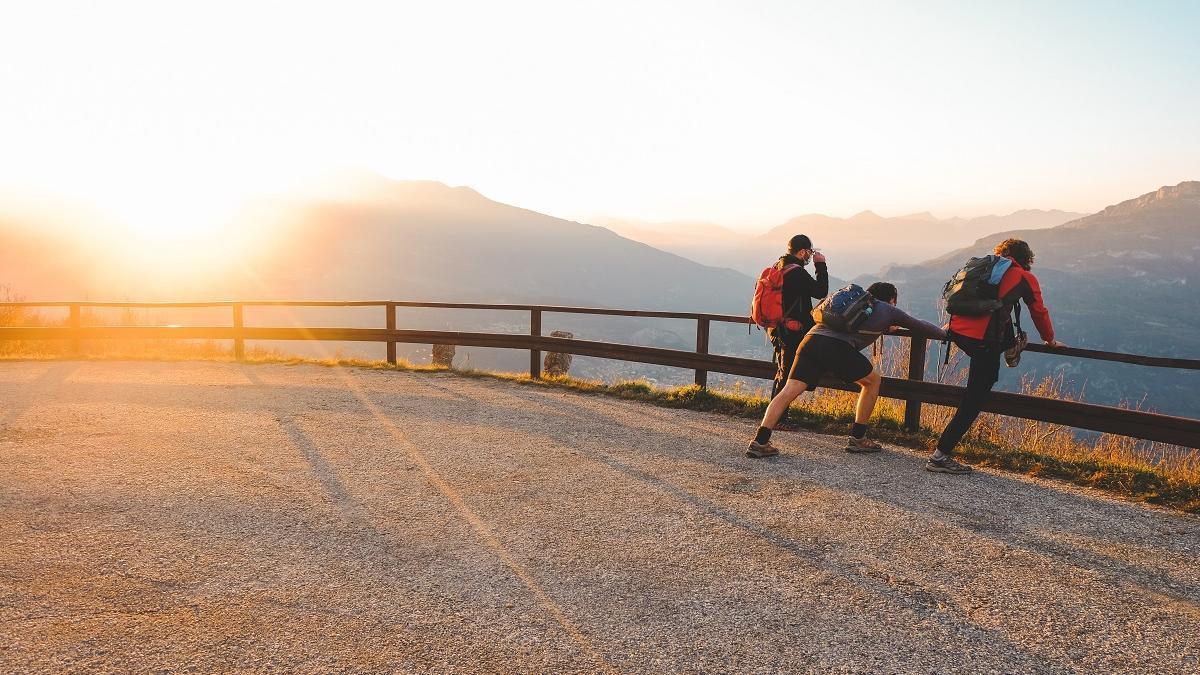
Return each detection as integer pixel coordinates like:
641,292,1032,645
942,255,1014,316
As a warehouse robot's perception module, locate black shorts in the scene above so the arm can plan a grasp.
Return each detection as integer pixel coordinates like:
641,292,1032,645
787,333,874,390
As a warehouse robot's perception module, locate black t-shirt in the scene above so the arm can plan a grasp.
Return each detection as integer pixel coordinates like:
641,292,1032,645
778,255,829,328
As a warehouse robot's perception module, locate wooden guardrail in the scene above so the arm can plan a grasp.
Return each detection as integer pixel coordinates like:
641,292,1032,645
2,300,1198,448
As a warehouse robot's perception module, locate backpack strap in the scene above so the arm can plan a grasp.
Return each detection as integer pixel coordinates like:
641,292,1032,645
1012,300,1023,333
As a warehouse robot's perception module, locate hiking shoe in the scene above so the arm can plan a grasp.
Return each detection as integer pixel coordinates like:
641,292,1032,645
845,437,883,453
925,456,974,475
746,440,780,458
1005,331,1028,367
1004,347,1022,368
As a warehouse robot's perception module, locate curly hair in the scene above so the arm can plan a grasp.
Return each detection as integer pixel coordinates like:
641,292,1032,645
994,238,1034,270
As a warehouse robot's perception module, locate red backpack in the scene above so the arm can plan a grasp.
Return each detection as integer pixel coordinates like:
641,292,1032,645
750,263,802,328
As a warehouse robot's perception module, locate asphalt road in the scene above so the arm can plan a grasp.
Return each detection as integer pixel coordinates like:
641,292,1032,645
1,360,1198,673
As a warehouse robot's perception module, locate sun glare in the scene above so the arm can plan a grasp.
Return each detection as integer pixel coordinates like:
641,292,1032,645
86,179,246,243
27,167,294,291
110,197,238,242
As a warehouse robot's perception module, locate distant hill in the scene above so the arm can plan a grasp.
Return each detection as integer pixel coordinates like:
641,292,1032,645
756,209,1086,277
239,177,756,313
590,216,752,270
875,181,1200,417
973,185,1195,283
0,177,762,313
591,216,746,244
597,208,1084,279
882,181,1200,313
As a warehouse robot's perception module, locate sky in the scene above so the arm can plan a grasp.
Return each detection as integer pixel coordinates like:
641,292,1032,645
2,0,1198,235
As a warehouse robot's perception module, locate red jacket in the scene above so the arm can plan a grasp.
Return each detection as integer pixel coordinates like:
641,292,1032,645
949,256,1055,342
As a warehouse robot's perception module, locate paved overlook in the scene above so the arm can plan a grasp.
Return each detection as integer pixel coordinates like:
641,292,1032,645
1,361,1198,673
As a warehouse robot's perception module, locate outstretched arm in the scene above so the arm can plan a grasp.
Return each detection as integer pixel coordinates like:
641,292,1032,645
891,307,948,341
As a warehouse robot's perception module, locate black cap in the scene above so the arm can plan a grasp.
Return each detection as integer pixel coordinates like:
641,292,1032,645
788,234,812,253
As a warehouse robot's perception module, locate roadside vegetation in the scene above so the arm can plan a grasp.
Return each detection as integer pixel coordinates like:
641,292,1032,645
2,293,1197,513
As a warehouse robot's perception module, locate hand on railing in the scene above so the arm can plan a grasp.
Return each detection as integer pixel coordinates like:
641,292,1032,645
1045,339,1066,349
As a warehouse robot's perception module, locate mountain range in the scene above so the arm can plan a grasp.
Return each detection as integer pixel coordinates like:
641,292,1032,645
237,177,754,313
877,181,1200,416
0,176,768,377
1,178,752,312
599,209,1085,278
1,175,1195,414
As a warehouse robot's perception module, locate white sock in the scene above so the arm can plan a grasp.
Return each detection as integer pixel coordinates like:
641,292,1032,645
932,450,947,461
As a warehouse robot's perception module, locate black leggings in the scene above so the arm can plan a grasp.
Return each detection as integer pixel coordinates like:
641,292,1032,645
936,336,1003,454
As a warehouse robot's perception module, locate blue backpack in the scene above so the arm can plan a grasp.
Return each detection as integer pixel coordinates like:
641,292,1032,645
812,284,876,333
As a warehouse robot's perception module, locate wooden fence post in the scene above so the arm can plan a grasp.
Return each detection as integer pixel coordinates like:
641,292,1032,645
904,337,928,431
530,309,542,379
385,302,397,365
69,305,81,356
695,317,710,388
232,304,245,361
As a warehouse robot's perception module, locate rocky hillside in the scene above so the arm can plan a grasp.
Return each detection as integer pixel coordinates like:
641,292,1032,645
875,181,1200,417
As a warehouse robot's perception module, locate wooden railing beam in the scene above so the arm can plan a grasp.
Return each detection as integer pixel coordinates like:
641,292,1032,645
0,300,1196,371
1,298,1198,448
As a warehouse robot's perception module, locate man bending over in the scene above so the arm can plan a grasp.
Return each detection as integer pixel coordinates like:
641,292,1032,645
747,282,947,457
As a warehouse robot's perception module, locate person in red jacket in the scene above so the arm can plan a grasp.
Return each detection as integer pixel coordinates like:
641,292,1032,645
929,238,1065,474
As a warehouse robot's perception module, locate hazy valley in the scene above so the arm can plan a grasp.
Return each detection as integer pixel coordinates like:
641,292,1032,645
2,176,1197,415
